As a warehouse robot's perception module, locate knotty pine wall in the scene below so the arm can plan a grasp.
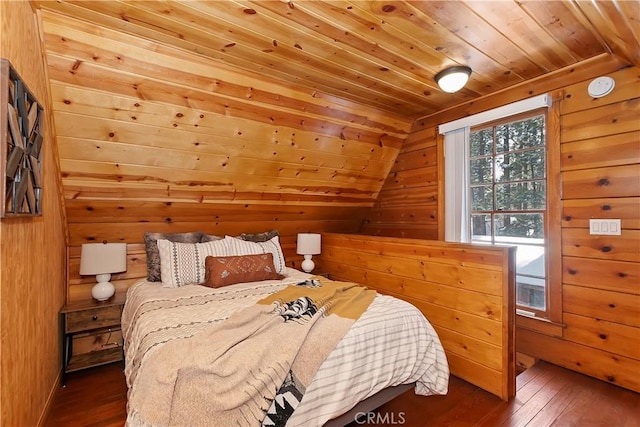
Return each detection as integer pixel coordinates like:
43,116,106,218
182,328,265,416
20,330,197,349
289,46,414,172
35,10,412,301
318,233,516,401
366,63,639,392
0,2,68,426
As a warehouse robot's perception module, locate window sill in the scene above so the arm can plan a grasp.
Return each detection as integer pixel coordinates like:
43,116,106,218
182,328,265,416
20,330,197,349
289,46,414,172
516,313,564,337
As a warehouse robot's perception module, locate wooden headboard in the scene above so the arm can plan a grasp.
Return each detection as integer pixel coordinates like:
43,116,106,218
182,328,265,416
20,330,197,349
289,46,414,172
317,233,516,401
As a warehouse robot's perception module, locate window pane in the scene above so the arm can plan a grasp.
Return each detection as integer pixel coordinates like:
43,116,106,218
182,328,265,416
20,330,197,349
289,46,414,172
471,185,493,211
468,111,548,317
471,214,492,241
470,157,492,184
495,115,545,153
495,149,545,182
517,276,546,310
493,213,544,239
515,244,546,310
470,128,493,157
495,181,546,210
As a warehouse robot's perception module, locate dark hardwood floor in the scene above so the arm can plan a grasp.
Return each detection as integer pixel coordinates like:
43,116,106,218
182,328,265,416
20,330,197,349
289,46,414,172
45,361,639,426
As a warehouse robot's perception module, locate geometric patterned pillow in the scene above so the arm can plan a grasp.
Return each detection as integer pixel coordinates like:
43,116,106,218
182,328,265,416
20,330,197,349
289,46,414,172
143,231,203,282
157,238,230,287
203,253,284,288
224,235,286,274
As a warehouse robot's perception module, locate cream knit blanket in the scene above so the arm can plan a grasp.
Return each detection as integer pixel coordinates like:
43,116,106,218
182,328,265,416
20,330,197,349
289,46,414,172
127,279,375,426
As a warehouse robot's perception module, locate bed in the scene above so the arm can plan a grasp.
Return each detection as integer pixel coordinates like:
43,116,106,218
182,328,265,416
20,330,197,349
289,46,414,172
121,234,449,426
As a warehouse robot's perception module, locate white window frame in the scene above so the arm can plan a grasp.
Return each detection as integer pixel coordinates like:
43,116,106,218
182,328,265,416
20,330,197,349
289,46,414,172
440,94,562,322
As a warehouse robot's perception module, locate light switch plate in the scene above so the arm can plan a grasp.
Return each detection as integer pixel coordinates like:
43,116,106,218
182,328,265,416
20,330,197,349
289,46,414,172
589,219,621,235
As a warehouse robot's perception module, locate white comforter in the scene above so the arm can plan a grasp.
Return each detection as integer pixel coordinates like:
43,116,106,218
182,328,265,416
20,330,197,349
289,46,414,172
122,268,449,426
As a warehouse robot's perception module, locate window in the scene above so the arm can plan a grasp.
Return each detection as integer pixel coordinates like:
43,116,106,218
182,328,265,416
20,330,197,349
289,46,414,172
440,93,561,322
469,113,547,313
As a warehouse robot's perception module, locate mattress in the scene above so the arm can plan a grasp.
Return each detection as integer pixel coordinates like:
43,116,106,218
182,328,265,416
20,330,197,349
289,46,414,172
121,268,449,426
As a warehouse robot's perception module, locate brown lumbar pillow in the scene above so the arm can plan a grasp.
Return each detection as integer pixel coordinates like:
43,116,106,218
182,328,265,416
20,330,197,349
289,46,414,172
203,253,285,288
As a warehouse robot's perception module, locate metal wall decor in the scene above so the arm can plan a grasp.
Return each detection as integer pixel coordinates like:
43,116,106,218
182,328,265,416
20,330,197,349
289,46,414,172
1,59,43,217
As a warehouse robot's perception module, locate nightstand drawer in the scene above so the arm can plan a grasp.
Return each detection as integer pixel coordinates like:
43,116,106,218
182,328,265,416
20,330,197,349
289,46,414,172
65,305,122,333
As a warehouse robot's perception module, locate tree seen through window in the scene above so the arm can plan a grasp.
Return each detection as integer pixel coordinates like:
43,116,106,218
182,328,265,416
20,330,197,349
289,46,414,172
470,114,547,311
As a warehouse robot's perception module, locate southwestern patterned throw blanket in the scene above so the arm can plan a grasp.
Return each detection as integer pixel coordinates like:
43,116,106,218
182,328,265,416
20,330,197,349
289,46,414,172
125,279,375,427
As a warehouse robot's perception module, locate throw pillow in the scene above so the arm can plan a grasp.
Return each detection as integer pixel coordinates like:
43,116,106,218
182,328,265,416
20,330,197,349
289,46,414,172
203,253,284,288
157,238,230,287
224,235,286,274
144,232,203,282
239,229,279,243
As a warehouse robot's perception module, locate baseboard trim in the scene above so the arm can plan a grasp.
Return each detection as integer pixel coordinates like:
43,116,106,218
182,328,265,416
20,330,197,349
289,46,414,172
37,369,62,427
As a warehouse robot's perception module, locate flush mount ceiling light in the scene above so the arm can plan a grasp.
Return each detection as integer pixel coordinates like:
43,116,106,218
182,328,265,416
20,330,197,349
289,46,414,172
434,66,472,93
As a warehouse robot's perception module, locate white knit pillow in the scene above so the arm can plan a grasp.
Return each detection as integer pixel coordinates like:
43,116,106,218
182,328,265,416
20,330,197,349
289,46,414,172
224,235,286,274
158,238,230,287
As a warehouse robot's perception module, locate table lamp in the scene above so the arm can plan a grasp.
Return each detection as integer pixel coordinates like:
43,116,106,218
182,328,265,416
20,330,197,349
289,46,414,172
296,233,321,273
80,242,127,301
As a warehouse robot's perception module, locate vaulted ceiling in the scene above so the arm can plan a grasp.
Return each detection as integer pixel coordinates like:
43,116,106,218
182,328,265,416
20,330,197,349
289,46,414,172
35,0,639,118
28,0,639,245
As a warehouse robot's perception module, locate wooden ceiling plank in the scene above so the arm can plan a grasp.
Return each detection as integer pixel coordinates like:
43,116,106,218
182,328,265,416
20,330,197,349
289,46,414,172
40,34,408,135
61,177,378,201
45,53,405,149
62,185,376,207
51,85,400,163
240,0,448,107
35,0,636,119
39,9,411,126
573,0,640,68
64,199,369,223
407,0,548,79
519,0,607,61
614,0,640,46
57,138,388,188
188,0,440,107
52,112,394,179
40,10,418,125
108,0,432,114
38,2,423,116
348,1,523,97
461,0,580,69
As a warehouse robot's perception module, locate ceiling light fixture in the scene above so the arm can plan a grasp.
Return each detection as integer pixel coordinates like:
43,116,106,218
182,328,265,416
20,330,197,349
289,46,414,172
434,66,472,93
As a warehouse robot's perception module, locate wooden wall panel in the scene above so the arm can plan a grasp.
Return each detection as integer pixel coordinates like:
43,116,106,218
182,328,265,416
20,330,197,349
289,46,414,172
563,313,639,360
361,125,439,239
562,197,640,229
0,3,68,426
563,285,640,327
532,66,639,391
380,64,639,391
34,9,416,301
562,257,639,295
317,233,516,401
518,328,639,392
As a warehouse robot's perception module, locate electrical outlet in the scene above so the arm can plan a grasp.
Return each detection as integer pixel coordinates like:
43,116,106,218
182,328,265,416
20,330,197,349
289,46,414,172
589,219,621,235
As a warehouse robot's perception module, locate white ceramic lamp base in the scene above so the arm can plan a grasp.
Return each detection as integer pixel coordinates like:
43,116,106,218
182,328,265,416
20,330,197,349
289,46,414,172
92,273,115,301
301,255,315,273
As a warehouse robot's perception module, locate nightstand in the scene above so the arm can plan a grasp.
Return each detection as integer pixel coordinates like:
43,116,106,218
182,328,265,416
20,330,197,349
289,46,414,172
60,293,126,385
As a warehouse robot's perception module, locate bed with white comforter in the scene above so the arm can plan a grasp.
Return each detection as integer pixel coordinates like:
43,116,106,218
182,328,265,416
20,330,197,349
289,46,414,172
122,267,449,426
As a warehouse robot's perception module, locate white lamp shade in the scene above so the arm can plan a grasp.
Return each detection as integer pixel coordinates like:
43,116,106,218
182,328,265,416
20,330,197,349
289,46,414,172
296,233,321,255
80,243,127,275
